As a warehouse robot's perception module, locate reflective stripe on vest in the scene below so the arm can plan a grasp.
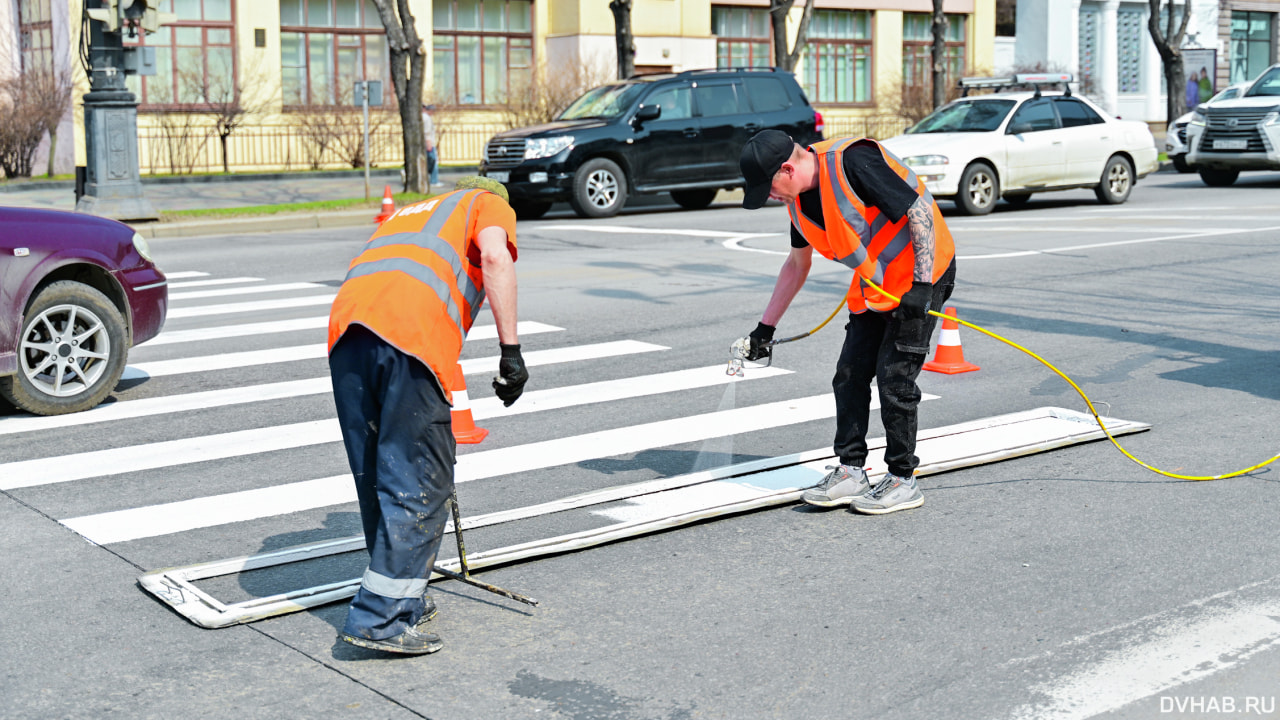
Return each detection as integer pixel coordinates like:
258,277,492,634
788,137,954,313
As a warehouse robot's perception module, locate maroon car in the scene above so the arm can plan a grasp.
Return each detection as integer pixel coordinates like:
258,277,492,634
0,207,167,415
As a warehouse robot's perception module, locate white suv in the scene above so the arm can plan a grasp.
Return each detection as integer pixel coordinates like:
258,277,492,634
1185,64,1280,186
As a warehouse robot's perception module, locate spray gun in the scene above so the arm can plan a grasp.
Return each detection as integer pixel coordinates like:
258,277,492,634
726,299,850,377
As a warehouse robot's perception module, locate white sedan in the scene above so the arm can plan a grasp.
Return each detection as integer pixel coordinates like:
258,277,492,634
881,90,1158,214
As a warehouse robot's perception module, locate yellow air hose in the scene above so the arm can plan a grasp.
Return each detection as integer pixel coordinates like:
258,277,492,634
790,280,1280,482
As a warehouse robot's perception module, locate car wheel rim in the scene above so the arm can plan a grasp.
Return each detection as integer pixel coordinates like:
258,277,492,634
969,172,994,208
1108,164,1130,196
586,170,619,209
19,303,111,398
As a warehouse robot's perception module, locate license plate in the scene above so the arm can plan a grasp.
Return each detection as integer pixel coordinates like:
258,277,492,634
486,171,510,183
1213,139,1248,150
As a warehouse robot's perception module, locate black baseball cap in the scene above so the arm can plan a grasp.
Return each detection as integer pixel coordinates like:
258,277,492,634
740,129,795,209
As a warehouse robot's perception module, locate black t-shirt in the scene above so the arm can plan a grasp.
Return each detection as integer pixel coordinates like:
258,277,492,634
790,141,921,249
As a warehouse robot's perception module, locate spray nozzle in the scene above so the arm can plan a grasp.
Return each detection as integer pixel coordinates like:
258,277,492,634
726,336,776,377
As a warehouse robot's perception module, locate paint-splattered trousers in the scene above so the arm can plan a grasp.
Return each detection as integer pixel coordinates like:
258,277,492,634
329,324,456,641
833,259,956,478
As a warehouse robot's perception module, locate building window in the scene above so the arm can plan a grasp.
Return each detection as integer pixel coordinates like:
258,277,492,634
1078,7,1098,95
280,0,389,107
712,6,771,69
17,0,55,73
125,0,235,107
1230,11,1275,84
801,9,872,104
432,0,533,106
901,13,967,90
1116,7,1144,94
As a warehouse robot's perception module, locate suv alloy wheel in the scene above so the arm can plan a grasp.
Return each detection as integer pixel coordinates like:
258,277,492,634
569,158,628,218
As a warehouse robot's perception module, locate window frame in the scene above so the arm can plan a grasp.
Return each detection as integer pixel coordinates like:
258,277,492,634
800,9,874,107
280,0,393,109
712,5,773,70
431,0,535,108
127,0,238,111
17,0,56,74
901,13,967,92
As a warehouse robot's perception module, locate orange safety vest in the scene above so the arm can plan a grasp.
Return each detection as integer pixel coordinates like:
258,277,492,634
328,188,505,405
788,137,955,313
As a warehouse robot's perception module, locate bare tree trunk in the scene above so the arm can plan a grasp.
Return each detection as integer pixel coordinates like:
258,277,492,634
931,0,948,109
372,0,427,194
769,0,816,73
609,0,635,80
46,128,57,178
1147,0,1193,124
220,132,230,173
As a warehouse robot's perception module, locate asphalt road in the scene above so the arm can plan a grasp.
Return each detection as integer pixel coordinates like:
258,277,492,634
4,169,1280,719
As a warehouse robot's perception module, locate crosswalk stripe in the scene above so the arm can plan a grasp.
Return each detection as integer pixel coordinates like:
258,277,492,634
143,318,564,347
2,360,776,486
122,339,664,381
166,294,337,319
60,394,850,544
164,271,210,279
168,282,324,301
168,277,264,289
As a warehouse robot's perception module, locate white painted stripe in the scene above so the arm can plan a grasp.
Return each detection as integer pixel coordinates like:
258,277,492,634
722,235,788,256
121,345,328,380
959,226,1280,261
169,282,323,301
144,318,563,347
60,393,853,544
0,379,331,436
123,339,659,382
163,271,210,279
167,277,264,289
1006,597,1280,720
147,317,330,346
3,358,777,487
541,224,747,239
166,294,337,319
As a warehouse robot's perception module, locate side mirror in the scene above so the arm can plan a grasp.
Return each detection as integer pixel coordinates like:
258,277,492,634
1007,121,1032,135
634,104,661,123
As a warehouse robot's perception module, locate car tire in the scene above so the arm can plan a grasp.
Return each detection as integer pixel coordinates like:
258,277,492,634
670,189,717,210
1171,155,1192,173
511,200,552,220
955,163,998,215
0,281,128,416
1003,193,1033,206
1095,155,1134,204
1198,168,1239,187
569,158,627,218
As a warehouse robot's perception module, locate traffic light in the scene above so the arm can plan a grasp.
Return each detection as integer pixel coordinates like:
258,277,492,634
85,0,122,33
85,0,174,36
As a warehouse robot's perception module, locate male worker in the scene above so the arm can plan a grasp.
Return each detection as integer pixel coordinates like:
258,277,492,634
328,176,528,654
421,104,440,188
738,130,956,515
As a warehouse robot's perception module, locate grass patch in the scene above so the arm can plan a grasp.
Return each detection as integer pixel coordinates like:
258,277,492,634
160,192,433,222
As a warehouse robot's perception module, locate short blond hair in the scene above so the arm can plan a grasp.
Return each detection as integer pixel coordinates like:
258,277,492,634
454,175,509,203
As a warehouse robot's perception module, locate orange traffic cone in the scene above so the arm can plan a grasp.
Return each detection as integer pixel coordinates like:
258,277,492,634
449,362,489,444
374,185,395,224
923,307,980,374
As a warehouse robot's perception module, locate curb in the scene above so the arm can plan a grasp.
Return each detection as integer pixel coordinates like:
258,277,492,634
0,166,480,194
133,209,377,239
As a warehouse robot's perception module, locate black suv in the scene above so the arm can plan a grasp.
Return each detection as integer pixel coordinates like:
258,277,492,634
480,67,823,219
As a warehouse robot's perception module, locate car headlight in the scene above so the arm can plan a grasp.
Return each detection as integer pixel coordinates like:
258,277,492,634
131,232,153,262
1265,111,1280,127
1189,109,1206,126
902,155,949,167
525,136,574,160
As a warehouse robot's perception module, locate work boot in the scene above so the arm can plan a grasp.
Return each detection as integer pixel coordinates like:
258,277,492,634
802,464,870,507
416,595,438,627
849,473,924,515
340,626,444,655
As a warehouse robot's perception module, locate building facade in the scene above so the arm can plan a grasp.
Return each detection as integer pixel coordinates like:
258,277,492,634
4,0,994,176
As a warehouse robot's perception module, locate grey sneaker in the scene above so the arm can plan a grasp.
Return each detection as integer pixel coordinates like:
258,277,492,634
802,464,870,507
416,595,438,627
849,473,923,515
340,626,444,655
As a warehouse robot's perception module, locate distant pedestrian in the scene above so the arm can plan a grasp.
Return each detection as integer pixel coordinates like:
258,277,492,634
422,104,440,187
328,176,528,654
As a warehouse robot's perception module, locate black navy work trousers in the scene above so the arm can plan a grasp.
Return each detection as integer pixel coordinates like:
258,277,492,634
832,259,956,477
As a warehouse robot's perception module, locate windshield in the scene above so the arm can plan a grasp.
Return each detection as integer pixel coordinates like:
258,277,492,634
908,99,1017,133
1208,86,1241,103
559,83,648,120
1245,67,1280,97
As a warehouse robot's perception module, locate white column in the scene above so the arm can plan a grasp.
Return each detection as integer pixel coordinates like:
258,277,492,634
1069,0,1083,82
1099,0,1120,116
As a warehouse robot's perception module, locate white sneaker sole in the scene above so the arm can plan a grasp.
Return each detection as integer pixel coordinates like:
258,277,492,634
850,495,924,515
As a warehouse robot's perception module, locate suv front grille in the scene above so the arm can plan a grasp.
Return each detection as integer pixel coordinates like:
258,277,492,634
1175,123,1187,144
1200,108,1272,153
485,138,527,168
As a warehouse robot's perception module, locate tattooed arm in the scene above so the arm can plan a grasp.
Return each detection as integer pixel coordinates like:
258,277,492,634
906,196,935,282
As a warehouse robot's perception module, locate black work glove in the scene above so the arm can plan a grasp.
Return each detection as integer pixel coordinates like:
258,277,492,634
893,282,934,354
492,343,528,407
746,322,775,361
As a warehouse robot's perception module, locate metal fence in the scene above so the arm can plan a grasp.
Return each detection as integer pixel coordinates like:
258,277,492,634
822,115,914,141
136,117,507,175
